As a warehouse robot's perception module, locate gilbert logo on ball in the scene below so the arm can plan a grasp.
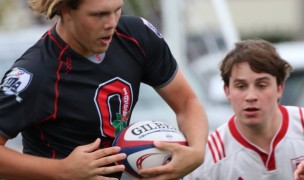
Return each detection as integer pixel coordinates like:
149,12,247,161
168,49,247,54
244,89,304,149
112,120,187,178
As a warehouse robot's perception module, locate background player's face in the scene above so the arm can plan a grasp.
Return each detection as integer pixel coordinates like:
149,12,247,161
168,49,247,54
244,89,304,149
63,0,123,56
224,62,283,127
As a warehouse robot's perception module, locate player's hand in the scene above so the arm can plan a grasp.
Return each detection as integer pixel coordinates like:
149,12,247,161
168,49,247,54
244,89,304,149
137,141,204,180
59,138,126,180
294,161,304,180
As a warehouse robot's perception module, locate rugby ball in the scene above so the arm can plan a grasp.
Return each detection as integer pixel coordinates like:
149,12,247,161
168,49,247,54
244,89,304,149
112,120,187,178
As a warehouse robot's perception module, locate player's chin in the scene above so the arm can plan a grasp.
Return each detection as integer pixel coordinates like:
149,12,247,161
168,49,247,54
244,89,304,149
90,42,109,53
94,46,108,54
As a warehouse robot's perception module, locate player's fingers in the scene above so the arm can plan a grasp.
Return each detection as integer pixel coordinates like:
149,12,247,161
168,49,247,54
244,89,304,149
153,141,180,152
94,153,126,167
138,163,172,178
93,146,123,159
94,164,125,176
78,138,101,153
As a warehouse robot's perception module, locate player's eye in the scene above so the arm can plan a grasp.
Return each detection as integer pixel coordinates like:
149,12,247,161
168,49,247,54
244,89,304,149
235,83,246,90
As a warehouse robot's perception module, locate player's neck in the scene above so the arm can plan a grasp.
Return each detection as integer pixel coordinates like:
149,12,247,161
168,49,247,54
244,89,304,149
236,110,282,153
56,19,90,57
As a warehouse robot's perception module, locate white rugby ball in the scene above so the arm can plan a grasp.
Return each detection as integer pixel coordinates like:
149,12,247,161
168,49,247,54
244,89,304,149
112,120,187,178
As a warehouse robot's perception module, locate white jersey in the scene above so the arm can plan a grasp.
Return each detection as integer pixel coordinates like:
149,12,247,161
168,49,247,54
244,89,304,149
184,106,304,180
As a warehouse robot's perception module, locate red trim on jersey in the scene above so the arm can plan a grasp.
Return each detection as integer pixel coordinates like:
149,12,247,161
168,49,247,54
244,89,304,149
229,105,289,171
39,32,70,123
47,29,64,49
58,45,68,61
38,61,63,124
208,140,217,163
208,130,226,163
39,33,48,41
52,61,63,120
299,107,304,134
210,132,222,160
58,45,72,73
36,30,68,158
216,130,226,157
115,30,147,57
268,106,289,170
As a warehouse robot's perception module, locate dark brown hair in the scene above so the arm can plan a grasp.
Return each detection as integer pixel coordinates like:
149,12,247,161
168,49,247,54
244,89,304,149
220,39,293,86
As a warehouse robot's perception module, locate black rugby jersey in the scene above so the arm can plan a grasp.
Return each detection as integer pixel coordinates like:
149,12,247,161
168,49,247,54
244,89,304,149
0,16,177,160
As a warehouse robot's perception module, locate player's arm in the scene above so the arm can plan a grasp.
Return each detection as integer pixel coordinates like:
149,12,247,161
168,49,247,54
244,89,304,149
138,69,209,179
0,135,63,179
0,136,126,179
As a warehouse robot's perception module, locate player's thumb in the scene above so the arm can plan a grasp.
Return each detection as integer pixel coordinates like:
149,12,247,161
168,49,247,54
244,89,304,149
153,141,178,151
82,138,101,153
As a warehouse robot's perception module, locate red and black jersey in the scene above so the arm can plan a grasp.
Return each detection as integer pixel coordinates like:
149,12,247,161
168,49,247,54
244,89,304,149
0,15,177,160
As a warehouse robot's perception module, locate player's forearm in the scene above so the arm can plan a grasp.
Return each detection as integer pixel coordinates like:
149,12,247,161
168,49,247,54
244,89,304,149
0,145,62,180
177,97,208,153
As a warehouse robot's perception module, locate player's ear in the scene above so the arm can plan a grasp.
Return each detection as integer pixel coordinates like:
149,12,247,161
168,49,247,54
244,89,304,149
224,84,230,100
277,83,284,100
60,2,72,21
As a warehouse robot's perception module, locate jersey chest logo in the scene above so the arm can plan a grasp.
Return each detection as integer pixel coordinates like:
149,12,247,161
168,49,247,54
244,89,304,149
0,67,32,102
94,77,133,138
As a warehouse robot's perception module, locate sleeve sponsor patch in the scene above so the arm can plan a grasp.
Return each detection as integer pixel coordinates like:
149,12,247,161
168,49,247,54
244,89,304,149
0,67,33,102
140,17,163,38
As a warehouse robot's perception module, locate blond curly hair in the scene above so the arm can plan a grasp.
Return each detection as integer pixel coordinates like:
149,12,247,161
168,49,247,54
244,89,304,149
27,0,81,19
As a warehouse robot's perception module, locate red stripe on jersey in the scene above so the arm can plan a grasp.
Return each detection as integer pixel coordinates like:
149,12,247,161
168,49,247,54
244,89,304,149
299,107,304,133
52,61,64,119
216,130,226,157
47,29,64,49
115,30,146,57
208,140,217,163
38,61,63,123
58,45,69,61
208,130,225,163
268,106,289,170
35,28,68,158
39,31,70,122
210,133,222,160
36,60,63,158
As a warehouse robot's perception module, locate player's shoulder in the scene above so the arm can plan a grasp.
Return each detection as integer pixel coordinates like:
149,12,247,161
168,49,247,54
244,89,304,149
206,121,244,159
118,15,142,24
281,105,304,123
208,122,229,140
207,123,232,152
117,15,163,39
8,35,57,89
281,105,304,136
16,43,48,70
282,105,303,113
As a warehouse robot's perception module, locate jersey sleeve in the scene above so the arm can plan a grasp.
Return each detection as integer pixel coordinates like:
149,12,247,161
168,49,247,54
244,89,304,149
0,49,49,139
118,16,178,88
140,17,178,88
